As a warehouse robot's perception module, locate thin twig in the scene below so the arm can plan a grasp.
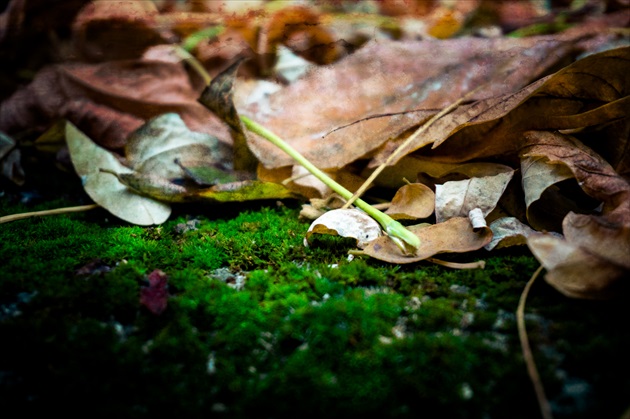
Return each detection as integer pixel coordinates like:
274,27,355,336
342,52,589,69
426,258,485,269
0,204,100,224
342,84,485,209
517,265,554,419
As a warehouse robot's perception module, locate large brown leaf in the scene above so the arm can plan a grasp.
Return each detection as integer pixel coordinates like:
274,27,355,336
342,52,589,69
0,59,231,151
243,35,580,170
403,46,629,165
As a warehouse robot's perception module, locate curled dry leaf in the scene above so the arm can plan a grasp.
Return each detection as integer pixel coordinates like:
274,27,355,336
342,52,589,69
520,155,580,231
66,122,171,226
435,170,515,223
361,217,492,264
385,183,435,220
485,217,537,251
411,46,629,164
304,209,382,249
522,130,630,298
527,234,628,299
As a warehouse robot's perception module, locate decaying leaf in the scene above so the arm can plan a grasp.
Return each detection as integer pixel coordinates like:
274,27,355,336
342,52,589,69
140,269,169,315
66,121,171,226
361,217,492,264
522,130,630,298
385,183,435,220
304,209,382,249
198,58,258,171
485,217,537,251
244,36,583,171
406,46,629,165
66,113,295,224
520,155,580,231
527,234,628,299
0,59,231,151
435,170,515,223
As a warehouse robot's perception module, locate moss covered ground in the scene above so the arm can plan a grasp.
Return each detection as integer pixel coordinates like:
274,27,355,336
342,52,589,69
1,170,629,419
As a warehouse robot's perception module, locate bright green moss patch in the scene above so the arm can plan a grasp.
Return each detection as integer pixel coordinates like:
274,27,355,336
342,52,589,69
1,195,629,418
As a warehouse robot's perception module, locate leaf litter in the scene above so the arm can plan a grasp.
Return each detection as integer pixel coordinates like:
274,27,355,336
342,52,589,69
1,2,629,416
0,0,626,298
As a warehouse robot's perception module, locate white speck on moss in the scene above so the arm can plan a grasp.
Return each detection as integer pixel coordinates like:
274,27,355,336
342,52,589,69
460,382,473,400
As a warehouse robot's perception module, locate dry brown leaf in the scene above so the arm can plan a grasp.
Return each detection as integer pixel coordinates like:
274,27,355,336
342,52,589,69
527,234,629,299
435,170,515,223
520,155,586,231
304,208,383,249
244,36,579,171
523,130,630,265
409,46,629,164
385,183,435,220
486,217,537,251
0,59,231,151
71,0,169,62
522,130,630,298
361,217,492,264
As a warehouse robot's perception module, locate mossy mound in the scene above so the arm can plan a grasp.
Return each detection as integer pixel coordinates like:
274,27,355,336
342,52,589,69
1,191,629,418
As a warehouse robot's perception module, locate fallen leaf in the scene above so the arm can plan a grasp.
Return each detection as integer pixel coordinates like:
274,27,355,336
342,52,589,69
244,35,580,171
527,234,628,299
66,121,171,226
435,170,515,223
361,217,492,264
385,183,435,220
304,208,383,249
195,180,297,203
140,269,169,315
520,154,594,231
408,46,629,164
71,0,168,62
198,58,258,171
0,59,231,151
485,217,537,251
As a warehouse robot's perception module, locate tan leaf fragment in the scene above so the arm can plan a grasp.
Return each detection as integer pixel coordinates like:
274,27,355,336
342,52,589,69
527,234,629,299
304,209,382,249
385,183,435,220
435,170,515,223
485,217,537,251
361,217,492,264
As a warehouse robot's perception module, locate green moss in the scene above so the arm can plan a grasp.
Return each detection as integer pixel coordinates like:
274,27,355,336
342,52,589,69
1,195,629,418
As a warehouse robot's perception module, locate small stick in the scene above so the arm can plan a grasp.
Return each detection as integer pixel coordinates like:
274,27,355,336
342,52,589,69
517,265,554,419
0,204,99,224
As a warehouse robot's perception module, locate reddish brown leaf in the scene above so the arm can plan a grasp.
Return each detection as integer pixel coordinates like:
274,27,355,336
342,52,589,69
71,0,170,62
140,269,169,315
0,59,231,150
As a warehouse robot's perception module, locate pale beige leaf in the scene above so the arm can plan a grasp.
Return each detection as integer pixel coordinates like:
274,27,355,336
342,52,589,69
435,170,515,223
304,208,382,249
66,122,171,226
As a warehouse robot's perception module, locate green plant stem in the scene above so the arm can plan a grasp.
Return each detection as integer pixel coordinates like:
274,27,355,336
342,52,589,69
240,115,420,251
